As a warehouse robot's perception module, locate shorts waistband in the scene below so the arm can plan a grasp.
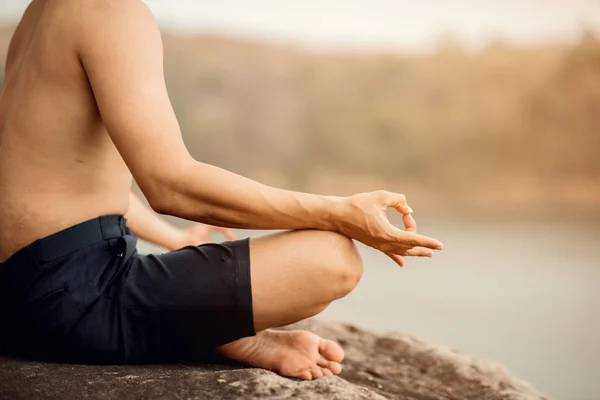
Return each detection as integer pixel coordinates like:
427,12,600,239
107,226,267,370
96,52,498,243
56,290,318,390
1,215,128,268
34,215,127,263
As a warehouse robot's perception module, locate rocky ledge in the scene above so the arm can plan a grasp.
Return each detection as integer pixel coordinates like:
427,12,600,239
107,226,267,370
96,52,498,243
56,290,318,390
0,319,548,400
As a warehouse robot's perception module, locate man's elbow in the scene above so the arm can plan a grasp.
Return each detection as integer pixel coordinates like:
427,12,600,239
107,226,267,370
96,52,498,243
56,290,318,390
136,158,196,216
139,175,182,216
146,193,171,215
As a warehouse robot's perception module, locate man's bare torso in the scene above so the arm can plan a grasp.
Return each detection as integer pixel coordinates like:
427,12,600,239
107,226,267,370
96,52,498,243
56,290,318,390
0,0,132,262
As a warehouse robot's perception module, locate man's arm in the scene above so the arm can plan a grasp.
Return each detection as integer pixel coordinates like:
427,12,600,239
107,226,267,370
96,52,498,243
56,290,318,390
126,192,235,251
125,191,188,251
76,1,344,232
76,0,442,266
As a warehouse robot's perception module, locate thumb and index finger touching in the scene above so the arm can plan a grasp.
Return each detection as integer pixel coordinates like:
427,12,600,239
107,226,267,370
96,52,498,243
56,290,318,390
379,191,444,251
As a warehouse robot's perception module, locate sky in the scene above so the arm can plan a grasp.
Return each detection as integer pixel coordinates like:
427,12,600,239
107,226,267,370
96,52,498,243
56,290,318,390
1,0,600,52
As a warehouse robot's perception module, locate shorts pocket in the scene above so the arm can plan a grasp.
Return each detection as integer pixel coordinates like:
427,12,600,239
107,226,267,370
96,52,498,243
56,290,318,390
22,286,71,339
24,286,69,306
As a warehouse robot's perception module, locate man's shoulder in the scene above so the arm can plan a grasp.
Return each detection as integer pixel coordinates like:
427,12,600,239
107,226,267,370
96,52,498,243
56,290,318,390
73,0,160,48
79,0,151,13
75,0,156,25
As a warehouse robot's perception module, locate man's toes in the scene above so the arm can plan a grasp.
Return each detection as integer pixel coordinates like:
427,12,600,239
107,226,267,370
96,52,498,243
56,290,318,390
322,368,334,377
317,357,343,375
296,370,312,380
327,361,342,375
310,367,323,379
319,339,344,363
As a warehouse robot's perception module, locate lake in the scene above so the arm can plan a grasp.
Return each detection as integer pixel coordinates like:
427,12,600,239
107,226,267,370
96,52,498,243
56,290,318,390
138,219,600,400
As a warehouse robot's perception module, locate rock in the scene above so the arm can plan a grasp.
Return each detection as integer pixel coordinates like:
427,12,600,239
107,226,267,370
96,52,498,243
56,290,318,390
0,320,548,400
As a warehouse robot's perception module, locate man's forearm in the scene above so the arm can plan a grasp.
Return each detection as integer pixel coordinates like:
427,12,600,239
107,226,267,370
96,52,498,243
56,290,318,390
152,161,345,231
126,191,186,250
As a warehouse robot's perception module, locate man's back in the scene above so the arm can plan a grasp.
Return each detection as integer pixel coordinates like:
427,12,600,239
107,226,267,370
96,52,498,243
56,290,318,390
0,0,131,262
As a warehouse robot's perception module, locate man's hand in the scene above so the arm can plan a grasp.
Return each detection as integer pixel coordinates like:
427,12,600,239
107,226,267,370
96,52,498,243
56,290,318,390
174,223,237,249
334,191,443,267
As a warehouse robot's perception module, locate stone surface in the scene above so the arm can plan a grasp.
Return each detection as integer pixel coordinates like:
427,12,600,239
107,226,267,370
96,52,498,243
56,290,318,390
0,320,548,400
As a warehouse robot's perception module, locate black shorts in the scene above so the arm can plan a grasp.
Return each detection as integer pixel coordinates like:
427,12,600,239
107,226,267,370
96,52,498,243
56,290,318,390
0,215,255,363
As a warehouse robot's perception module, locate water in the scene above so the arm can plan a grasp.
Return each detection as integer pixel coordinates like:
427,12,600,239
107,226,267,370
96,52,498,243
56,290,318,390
138,219,600,400
319,220,600,400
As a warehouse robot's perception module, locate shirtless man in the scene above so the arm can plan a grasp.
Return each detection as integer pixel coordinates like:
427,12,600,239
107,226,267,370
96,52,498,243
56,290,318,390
0,0,443,380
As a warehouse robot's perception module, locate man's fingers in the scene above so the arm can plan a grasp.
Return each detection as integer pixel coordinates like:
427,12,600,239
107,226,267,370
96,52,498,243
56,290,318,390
211,226,237,240
403,213,417,232
379,191,413,215
223,229,237,240
403,247,434,257
379,191,416,232
389,226,443,250
385,252,405,267
385,247,432,267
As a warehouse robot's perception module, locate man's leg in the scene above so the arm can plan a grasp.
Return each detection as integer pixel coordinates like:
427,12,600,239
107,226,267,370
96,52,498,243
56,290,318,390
218,229,363,380
250,229,363,331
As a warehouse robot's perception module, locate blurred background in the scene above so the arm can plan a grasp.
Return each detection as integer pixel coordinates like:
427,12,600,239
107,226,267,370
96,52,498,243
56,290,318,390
1,1,599,398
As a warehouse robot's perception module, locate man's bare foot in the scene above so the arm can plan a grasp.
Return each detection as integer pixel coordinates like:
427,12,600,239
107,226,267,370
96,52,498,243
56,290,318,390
217,329,344,380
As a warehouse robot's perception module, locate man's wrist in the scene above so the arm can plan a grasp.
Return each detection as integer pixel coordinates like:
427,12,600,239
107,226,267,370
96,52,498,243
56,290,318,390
316,195,347,232
163,228,188,251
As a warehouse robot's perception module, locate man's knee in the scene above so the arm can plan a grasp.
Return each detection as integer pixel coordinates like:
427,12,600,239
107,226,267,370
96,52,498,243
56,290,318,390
320,231,363,299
